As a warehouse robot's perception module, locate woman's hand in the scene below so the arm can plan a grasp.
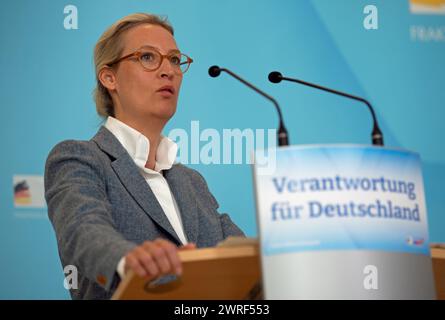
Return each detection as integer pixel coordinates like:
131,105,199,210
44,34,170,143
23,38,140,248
124,238,196,278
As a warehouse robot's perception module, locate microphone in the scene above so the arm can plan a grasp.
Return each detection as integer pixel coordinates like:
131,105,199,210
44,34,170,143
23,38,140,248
268,71,384,146
209,65,289,146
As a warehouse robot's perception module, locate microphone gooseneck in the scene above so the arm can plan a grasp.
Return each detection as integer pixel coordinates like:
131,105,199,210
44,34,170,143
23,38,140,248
209,66,289,146
268,71,384,146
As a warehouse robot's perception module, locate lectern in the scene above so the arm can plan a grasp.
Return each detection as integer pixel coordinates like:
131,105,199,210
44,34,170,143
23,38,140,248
112,243,260,300
253,144,436,299
112,239,445,300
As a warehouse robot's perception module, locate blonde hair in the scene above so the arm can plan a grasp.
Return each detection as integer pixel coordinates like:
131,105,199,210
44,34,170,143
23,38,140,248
93,13,174,118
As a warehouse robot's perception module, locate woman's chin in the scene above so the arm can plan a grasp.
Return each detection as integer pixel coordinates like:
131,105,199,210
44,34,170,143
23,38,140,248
147,106,177,120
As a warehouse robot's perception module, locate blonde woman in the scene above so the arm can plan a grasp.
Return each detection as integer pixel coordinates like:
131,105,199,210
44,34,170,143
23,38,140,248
45,13,244,300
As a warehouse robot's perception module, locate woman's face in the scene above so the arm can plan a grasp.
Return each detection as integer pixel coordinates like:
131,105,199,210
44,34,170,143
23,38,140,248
110,24,183,122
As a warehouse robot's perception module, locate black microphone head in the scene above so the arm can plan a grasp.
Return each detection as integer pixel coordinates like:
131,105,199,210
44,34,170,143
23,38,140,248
208,65,221,77
268,71,283,83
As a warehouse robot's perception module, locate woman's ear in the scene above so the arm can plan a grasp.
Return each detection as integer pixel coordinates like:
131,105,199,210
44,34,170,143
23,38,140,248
98,67,117,91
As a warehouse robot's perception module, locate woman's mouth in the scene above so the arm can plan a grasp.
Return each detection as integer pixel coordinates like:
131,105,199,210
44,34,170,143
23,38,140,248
156,85,175,96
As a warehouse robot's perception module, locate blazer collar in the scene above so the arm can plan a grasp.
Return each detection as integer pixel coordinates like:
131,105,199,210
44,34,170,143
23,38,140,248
92,126,181,244
91,126,198,245
104,116,178,173
163,167,199,244
91,125,127,160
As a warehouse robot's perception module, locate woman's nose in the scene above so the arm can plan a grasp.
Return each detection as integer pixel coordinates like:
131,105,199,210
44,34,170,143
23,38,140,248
158,57,175,79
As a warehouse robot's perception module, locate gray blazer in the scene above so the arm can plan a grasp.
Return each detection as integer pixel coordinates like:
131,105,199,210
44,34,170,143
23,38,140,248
44,126,244,300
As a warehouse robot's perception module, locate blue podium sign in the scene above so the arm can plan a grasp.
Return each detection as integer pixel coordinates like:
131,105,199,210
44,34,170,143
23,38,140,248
253,145,435,299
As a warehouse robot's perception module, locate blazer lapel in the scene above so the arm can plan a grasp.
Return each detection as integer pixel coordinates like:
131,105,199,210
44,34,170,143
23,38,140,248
92,126,181,244
164,165,199,244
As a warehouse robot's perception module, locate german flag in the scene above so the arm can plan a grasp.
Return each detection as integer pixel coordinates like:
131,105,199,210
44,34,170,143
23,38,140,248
14,180,31,205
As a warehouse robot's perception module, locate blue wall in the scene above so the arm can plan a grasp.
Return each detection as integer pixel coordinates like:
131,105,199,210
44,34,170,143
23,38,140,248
1,0,444,299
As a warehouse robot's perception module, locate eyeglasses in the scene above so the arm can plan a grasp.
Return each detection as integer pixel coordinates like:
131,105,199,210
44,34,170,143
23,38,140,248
107,45,193,74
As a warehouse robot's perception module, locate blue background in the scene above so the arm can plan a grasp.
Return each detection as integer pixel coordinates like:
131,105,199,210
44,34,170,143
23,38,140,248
1,0,444,299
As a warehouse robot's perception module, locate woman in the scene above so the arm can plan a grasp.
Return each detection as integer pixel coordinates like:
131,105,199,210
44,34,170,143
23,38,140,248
44,13,244,300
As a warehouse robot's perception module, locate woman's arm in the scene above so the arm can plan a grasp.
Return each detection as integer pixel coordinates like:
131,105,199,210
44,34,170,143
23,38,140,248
45,140,137,291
